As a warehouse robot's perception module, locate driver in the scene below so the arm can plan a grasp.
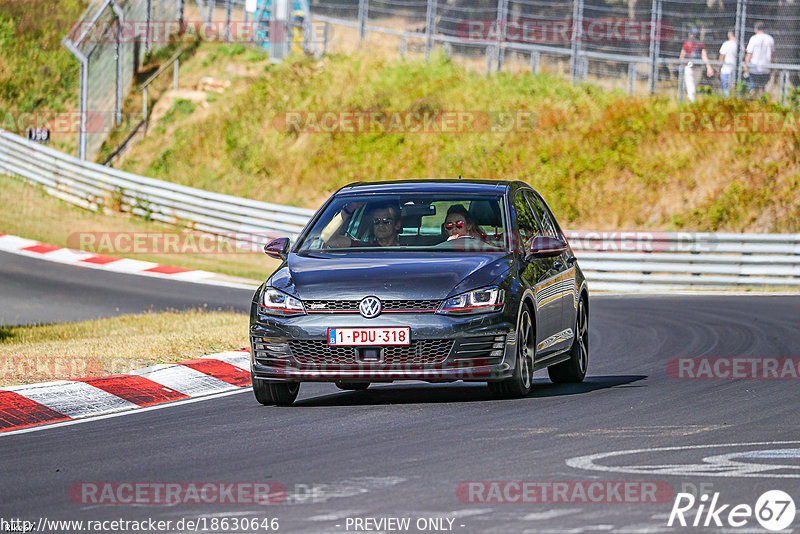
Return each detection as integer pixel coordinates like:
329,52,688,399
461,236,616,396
323,201,402,248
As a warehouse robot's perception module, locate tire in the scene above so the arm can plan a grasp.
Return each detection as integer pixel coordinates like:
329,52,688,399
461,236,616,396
489,307,534,398
548,296,588,383
252,375,275,406
334,381,370,391
269,381,300,406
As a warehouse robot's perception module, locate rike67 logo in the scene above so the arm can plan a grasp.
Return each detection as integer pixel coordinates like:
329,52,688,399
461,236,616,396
667,490,795,531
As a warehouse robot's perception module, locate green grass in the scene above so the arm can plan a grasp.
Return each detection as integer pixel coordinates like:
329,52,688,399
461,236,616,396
118,51,800,233
0,0,88,154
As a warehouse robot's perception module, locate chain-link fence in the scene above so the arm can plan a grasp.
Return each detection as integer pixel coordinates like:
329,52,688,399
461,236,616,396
63,0,183,161
310,0,800,104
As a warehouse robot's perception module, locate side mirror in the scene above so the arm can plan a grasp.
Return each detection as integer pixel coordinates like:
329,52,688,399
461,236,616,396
527,236,567,258
264,237,290,260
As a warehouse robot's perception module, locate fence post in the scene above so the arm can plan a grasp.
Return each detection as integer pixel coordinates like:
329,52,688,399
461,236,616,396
628,62,637,95
63,40,89,160
647,0,658,93
677,62,684,102
779,71,788,105
530,51,539,74
735,0,747,91
178,0,184,28
146,0,153,55
495,0,508,72
486,45,496,76
174,59,180,91
207,0,215,24
323,22,330,54
226,0,232,41
570,0,583,84
424,0,437,60
358,0,368,41
109,1,124,126
399,37,407,59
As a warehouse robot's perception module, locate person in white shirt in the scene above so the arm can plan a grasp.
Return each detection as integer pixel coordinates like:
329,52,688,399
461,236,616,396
744,22,775,95
718,30,737,97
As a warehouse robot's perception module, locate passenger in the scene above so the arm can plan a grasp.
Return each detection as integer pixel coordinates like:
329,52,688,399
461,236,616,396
444,204,487,241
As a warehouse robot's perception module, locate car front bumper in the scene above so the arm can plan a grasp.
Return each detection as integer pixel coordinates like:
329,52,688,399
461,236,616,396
249,311,517,383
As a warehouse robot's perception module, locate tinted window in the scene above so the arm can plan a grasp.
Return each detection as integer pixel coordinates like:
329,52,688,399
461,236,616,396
524,190,558,239
514,191,540,254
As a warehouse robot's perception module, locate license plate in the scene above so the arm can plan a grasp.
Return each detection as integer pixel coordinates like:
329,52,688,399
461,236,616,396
328,327,410,346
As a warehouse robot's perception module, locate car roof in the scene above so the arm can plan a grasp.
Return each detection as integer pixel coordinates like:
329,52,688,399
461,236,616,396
334,179,526,196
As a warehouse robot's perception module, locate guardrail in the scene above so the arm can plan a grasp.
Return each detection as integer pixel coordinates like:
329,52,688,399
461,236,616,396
1,130,799,291
0,131,315,245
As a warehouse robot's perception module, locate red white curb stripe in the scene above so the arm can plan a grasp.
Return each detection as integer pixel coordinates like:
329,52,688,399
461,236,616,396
0,233,257,290
0,349,252,433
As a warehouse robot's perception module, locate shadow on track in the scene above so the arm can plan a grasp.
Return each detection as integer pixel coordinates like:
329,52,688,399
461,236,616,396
293,375,647,407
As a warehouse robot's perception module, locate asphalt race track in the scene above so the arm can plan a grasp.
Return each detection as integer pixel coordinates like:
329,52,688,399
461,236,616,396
0,251,254,325
2,256,800,532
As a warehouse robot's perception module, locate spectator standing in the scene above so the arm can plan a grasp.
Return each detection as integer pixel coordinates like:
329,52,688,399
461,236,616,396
744,22,775,96
718,30,737,97
679,27,714,103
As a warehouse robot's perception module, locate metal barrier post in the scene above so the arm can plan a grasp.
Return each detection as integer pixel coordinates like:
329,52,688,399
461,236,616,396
226,0,233,41
399,37,407,59
495,0,508,72
647,0,658,93
628,63,637,95
530,51,539,75
143,87,148,122
323,22,329,55
174,59,180,90
780,71,789,105
735,0,747,90
424,0,436,60
146,0,153,55
358,0,368,41
111,1,124,126
677,62,684,102
570,0,583,83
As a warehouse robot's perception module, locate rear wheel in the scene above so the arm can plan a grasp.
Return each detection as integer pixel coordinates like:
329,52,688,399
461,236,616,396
548,296,588,383
489,307,534,398
334,381,370,391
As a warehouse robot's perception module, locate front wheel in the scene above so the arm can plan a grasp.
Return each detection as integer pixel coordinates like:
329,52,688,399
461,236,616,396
252,375,275,406
270,381,300,405
548,296,588,383
489,307,534,398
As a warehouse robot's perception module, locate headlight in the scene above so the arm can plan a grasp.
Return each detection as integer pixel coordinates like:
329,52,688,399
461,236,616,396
260,288,306,317
437,286,504,315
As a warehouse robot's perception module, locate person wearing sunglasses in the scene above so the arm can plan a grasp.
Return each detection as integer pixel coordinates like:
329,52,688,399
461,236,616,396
322,201,402,248
444,204,486,241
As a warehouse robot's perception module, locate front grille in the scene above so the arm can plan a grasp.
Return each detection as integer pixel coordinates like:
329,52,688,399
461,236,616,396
451,335,507,366
304,299,440,313
289,339,454,366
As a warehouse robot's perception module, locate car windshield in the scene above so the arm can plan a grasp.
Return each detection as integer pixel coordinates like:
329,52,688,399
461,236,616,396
296,194,508,253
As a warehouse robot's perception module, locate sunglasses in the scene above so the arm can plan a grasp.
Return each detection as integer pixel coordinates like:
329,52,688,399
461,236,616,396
373,217,394,225
445,220,466,231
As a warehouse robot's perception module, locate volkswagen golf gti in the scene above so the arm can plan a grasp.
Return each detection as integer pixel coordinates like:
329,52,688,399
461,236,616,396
250,180,589,405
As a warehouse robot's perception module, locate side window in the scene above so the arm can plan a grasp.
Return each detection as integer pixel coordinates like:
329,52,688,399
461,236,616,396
514,191,540,254
524,191,558,239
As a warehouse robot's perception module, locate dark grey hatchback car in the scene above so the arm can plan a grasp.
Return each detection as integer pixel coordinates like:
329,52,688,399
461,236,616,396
250,180,589,405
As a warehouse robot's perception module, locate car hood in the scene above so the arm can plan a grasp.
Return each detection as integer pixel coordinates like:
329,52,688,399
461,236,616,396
268,251,511,301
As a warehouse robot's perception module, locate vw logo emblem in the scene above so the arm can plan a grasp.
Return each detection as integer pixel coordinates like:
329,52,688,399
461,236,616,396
359,296,382,318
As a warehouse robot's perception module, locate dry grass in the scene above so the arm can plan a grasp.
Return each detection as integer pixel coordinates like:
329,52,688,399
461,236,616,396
0,309,249,387
0,175,279,281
